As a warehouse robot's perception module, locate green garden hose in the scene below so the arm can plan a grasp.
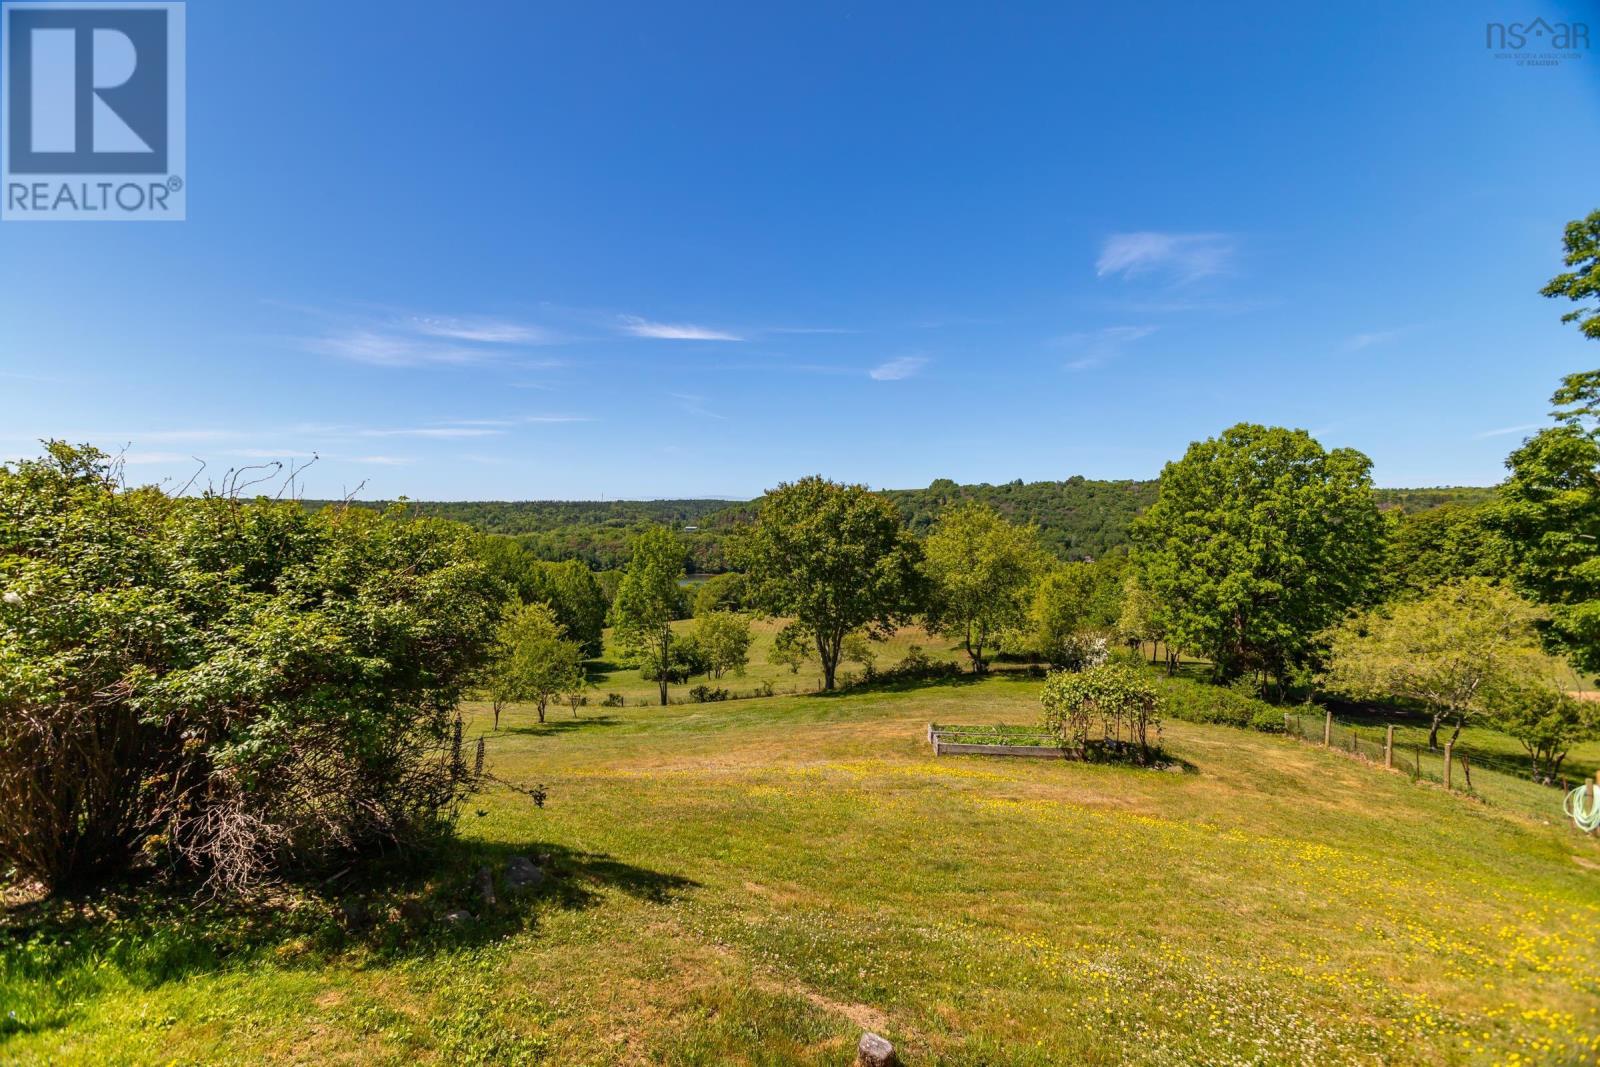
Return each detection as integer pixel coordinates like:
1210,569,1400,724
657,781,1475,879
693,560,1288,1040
1565,784,1600,834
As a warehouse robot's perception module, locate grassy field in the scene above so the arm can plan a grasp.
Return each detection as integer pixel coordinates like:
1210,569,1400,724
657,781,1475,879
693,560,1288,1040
4,676,1600,1065
583,618,969,705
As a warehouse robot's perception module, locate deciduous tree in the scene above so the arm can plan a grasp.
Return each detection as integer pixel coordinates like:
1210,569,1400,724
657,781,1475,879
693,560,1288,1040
924,503,1046,672
1131,424,1384,690
694,611,753,678
1541,208,1600,340
612,525,685,705
1493,370,1600,674
1319,579,1547,749
490,603,585,726
735,477,922,690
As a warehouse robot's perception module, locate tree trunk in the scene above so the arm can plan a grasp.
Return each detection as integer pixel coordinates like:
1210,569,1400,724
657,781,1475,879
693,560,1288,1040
658,627,671,706
536,699,546,724
1427,711,1444,749
493,700,502,731
818,631,841,690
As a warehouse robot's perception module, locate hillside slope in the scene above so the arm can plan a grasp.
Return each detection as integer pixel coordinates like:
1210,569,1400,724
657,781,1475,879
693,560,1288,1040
313,481,1497,567
6,676,1595,1064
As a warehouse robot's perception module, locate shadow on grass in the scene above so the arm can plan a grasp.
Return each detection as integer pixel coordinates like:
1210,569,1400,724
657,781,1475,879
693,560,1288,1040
0,836,697,1042
502,713,624,737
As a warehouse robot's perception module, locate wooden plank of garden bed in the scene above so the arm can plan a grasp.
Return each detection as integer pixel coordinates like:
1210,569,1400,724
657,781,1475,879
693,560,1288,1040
934,742,1067,759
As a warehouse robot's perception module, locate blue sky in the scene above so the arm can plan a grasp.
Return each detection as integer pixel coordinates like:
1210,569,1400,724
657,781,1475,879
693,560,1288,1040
2,0,1598,499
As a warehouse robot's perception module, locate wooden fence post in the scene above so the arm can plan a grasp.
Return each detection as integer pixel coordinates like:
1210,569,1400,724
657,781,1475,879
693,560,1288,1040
1443,742,1453,790
927,723,934,744
1384,725,1394,770
1323,710,1332,746
1460,755,1472,792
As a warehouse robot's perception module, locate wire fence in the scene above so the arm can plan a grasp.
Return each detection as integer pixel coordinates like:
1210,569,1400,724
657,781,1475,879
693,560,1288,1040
1280,709,1563,795
1282,709,1593,825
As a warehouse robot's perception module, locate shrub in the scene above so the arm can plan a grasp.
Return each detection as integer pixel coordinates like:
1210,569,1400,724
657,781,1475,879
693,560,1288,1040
1153,673,1285,733
1040,662,1163,762
688,684,730,703
600,692,625,708
0,444,502,894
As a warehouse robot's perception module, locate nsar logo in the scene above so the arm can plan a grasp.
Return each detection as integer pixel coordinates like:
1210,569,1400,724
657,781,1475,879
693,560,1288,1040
2,1,185,221
1485,17,1589,67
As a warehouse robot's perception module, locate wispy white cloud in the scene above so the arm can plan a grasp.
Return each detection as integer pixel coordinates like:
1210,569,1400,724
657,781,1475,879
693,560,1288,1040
305,329,484,368
868,356,928,381
670,392,729,420
1055,325,1158,371
1474,423,1545,439
355,426,504,439
1345,326,1415,351
1096,232,1235,282
619,315,743,341
408,316,553,344
225,448,318,459
302,310,555,368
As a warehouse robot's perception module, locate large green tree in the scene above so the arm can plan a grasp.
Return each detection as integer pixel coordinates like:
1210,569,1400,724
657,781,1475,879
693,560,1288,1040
1494,370,1600,674
612,525,685,705
1131,424,1384,688
734,477,922,690
474,537,607,656
1384,502,1513,597
924,502,1046,672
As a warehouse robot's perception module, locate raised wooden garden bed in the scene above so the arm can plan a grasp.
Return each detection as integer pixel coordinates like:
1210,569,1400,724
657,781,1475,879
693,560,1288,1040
927,723,1066,759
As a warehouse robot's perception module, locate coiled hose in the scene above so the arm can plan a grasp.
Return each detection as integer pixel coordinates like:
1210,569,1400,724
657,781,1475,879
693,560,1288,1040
1566,783,1600,834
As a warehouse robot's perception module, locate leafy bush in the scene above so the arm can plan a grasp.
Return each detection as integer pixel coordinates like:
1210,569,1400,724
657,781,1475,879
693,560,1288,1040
882,645,962,682
0,444,502,894
600,692,625,708
688,684,730,703
1040,662,1163,762
1153,673,1285,733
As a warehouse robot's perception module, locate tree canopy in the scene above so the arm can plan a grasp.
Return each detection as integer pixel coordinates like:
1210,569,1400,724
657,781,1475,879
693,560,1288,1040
489,602,585,726
1540,209,1600,340
611,525,685,705
734,476,922,690
923,502,1047,672
1493,370,1600,674
1131,423,1384,687
1319,579,1547,748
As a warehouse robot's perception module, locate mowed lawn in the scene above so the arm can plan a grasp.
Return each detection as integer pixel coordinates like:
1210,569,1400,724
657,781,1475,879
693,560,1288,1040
5,677,1600,1065
583,618,968,705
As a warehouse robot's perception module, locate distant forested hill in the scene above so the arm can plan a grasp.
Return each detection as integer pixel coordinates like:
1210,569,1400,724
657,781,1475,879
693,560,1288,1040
309,480,1495,569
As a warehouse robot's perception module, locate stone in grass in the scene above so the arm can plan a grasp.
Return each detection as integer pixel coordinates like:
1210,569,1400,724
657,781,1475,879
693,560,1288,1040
443,909,472,926
503,854,546,893
856,1032,896,1067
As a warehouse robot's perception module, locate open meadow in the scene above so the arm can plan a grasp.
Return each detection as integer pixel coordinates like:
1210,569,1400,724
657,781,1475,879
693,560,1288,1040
6,675,1598,1066
584,619,966,705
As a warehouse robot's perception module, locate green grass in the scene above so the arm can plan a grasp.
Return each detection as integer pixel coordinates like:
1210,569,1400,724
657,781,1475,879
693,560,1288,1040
5,676,1600,1064
582,617,970,705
